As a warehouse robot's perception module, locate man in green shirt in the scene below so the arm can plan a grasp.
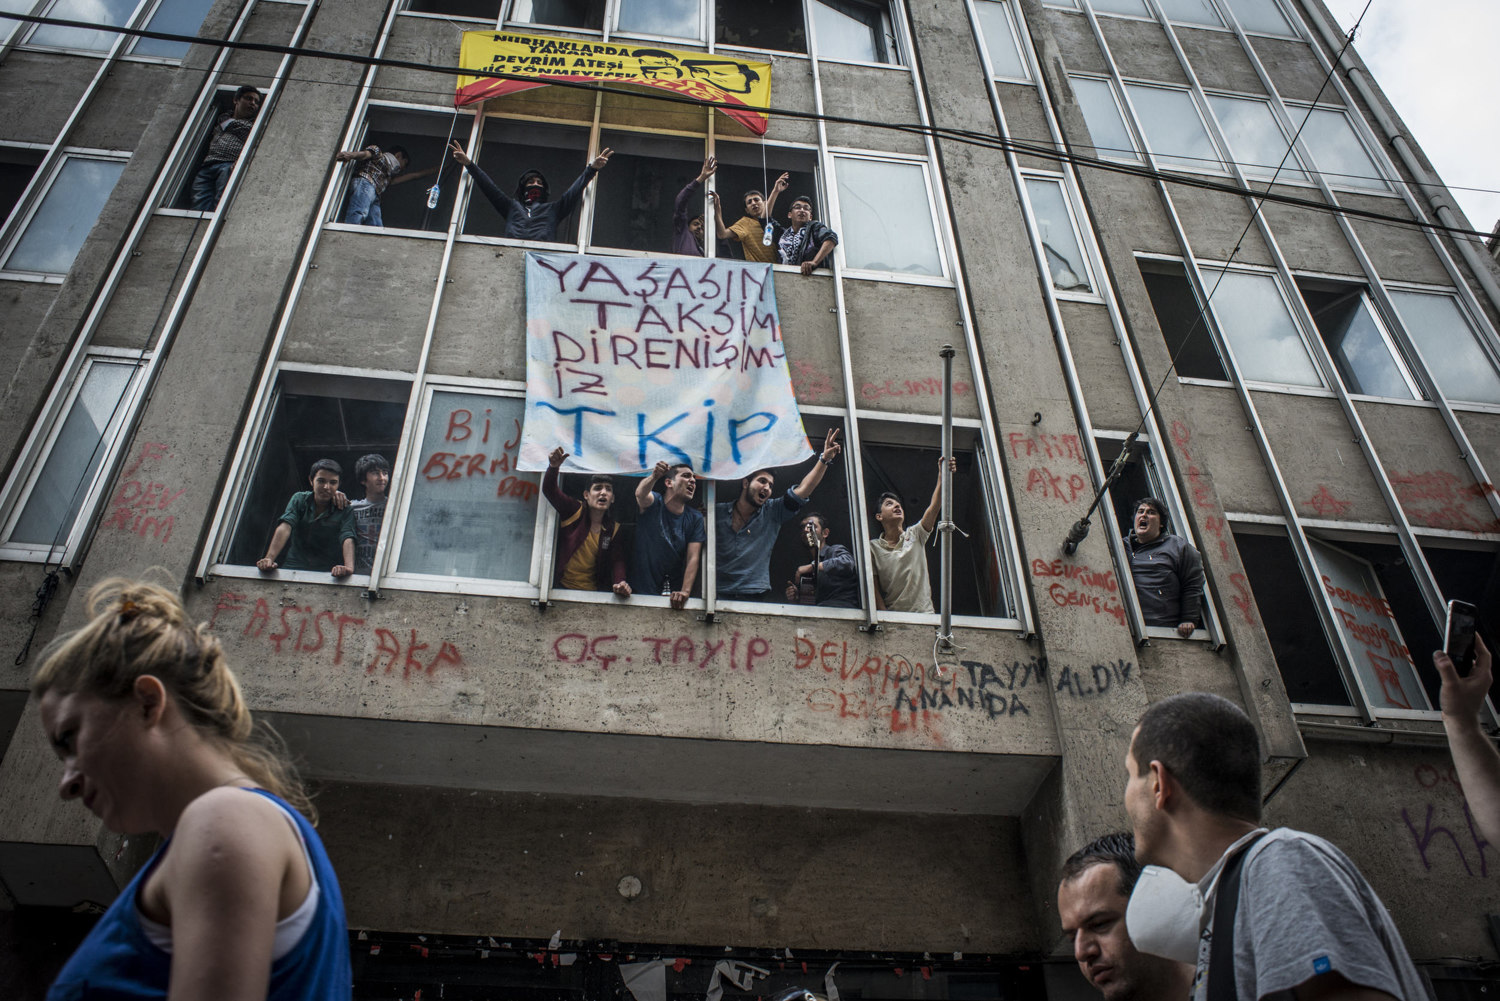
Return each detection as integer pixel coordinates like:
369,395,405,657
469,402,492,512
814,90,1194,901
257,458,356,577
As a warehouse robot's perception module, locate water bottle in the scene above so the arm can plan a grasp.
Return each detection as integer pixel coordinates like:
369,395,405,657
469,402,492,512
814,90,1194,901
426,184,440,210
762,220,773,246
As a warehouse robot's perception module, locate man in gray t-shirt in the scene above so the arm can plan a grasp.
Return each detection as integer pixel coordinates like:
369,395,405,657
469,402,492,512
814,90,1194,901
1125,693,1429,1001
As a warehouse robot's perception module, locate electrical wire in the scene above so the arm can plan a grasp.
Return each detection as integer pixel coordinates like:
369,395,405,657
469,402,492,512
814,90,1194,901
0,9,1494,241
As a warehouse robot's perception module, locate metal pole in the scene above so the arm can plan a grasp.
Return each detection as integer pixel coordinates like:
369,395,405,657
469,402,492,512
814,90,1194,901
938,344,955,655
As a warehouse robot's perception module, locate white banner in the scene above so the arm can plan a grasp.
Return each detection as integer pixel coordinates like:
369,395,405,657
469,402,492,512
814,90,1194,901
519,252,813,476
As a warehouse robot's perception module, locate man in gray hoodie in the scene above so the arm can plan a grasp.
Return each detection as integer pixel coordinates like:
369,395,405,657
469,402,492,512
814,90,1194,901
448,139,613,241
1124,496,1203,637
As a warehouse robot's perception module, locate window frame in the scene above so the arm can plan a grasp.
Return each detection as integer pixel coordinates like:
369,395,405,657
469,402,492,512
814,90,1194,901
1019,170,1101,302
0,350,145,564
972,0,1032,83
1219,0,1297,37
1068,74,1143,163
1281,101,1393,195
1119,81,1227,176
378,379,552,600
1381,283,1500,412
204,362,415,588
19,0,146,52
1294,277,1424,403
1203,91,1309,185
153,86,256,217
0,149,131,280
1196,260,1326,391
122,0,216,61
825,149,952,284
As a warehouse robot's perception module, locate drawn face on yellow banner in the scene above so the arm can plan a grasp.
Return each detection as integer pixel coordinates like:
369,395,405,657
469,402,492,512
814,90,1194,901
456,31,771,135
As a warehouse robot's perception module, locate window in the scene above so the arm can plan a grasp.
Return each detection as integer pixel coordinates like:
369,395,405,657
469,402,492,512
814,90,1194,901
1,0,37,44
717,0,805,53
410,0,501,21
2,154,127,275
1233,527,1350,707
1386,290,1500,406
128,0,215,57
1024,176,1093,294
1424,542,1500,707
26,0,140,49
1308,536,1433,714
1091,0,1149,15
832,156,944,277
1,358,138,559
861,425,1014,620
1123,84,1223,172
508,0,603,29
1070,76,1140,161
1200,268,1322,386
1155,0,1221,26
222,372,410,573
462,120,590,243
1222,0,1295,35
616,0,701,40
974,0,1029,81
1288,105,1388,192
810,0,895,64
334,107,466,234
1137,259,1227,380
711,141,817,260
1298,282,1417,400
161,89,254,212
0,146,44,227
590,130,706,254
1206,95,1306,182
392,389,541,583
715,415,858,610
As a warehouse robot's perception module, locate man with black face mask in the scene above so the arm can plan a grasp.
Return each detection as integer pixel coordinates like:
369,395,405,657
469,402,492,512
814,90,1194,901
448,139,613,242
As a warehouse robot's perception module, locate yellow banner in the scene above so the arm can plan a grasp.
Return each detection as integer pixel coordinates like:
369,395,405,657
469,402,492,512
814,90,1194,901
456,30,771,135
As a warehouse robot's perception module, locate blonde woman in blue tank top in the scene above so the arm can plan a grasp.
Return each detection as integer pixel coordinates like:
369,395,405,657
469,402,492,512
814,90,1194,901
34,579,351,1001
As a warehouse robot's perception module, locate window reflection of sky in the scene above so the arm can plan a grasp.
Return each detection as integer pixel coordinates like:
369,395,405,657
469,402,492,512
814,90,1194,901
131,0,214,57
30,0,138,48
1327,298,1412,399
5,158,125,274
1390,291,1500,405
1206,270,1322,386
616,0,698,39
834,158,941,276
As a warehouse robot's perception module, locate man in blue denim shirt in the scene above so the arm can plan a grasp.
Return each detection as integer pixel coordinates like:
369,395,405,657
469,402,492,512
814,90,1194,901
716,428,842,600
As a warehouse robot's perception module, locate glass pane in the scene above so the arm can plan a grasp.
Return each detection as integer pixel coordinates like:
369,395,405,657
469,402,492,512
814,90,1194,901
398,392,539,581
1294,107,1387,191
834,157,942,275
29,0,139,48
1125,85,1222,171
1071,76,1138,160
1388,291,1500,405
617,0,699,39
1156,0,1222,25
1207,95,1305,182
130,0,214,57
1223,0,1293,34
1203,270,1321,386
5,158,126,274
974,1,1027,79
509,0,603,28
1301,289,1413,399
1091,0,1149,15
1,0,38,44
1025,177,1091,293
1309,538,1431,712
10,362,134,547
716,0,804,52
812,0,888,63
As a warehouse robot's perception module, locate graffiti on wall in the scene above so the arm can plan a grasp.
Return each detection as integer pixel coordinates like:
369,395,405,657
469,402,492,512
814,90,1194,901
1400,763,1492,878
100,442,185,544
1387,469,1500,534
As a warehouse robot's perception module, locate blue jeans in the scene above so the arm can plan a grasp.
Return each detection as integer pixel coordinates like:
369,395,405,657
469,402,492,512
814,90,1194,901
342,177,383,226
191,161,234,212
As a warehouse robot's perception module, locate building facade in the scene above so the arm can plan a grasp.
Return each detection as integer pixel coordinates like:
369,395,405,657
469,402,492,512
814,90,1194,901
1,0,1498,996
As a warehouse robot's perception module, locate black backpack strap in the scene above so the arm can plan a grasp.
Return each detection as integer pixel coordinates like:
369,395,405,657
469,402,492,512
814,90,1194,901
1207,832,1269,1001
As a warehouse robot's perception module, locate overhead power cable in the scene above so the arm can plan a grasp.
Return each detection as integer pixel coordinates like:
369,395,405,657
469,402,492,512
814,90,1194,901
1,10,1493,242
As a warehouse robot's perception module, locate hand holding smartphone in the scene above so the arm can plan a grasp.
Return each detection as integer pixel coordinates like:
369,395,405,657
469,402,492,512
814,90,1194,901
1444,599,1479,676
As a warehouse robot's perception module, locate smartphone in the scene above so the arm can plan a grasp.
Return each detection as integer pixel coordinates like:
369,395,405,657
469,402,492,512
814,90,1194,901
1444,599,1479,676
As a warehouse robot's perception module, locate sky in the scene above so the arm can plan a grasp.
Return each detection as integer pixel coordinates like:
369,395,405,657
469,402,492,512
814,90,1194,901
1322,0,1500,235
